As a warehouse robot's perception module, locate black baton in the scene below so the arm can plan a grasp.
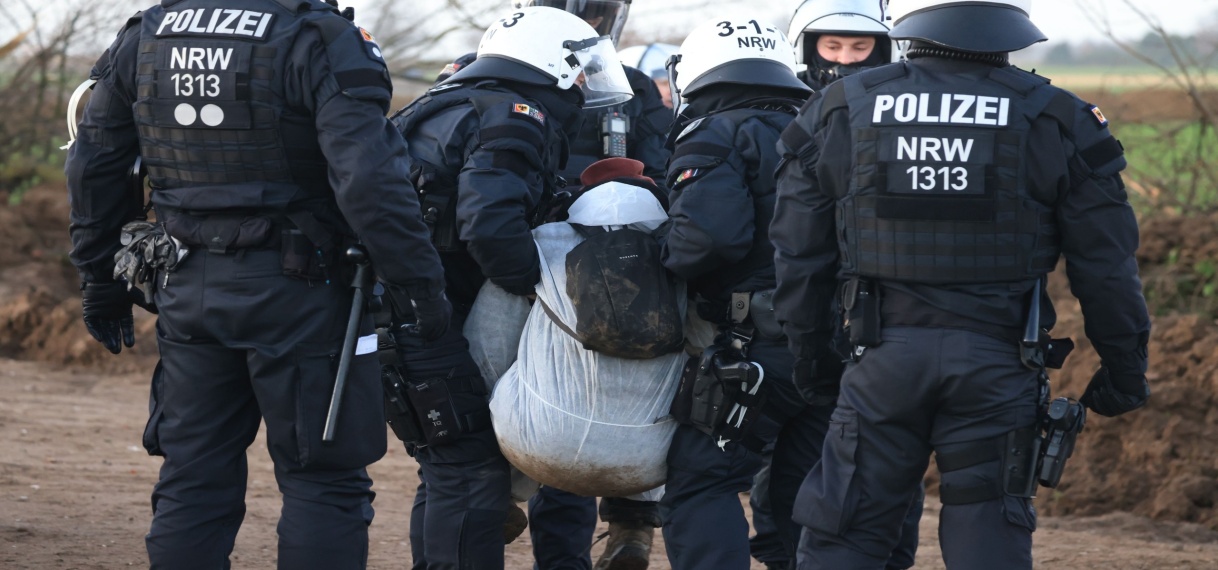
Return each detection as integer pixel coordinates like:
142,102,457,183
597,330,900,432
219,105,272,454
323,245,373,443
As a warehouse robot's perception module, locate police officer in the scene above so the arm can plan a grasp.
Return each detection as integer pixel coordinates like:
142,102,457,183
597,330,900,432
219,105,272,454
788,0,894,91
389,7,634,569
652,17,827,570
747,4,921,569
66,1,451,568
617,42,678,108
772,1,1152,568
504,2,673,569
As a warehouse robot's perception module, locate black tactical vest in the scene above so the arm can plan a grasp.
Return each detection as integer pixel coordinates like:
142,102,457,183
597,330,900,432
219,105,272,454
828,62,1062,283
132,0,346,211
391,80,567,250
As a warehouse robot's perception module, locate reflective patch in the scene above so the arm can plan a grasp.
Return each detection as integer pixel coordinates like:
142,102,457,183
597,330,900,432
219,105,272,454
1090,105,1108,126
360,27,377,44
512,103,546,125
674,168,700,186
676,117,705,141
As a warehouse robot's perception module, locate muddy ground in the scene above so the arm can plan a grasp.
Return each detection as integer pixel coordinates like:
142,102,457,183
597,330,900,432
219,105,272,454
5,358,1218,570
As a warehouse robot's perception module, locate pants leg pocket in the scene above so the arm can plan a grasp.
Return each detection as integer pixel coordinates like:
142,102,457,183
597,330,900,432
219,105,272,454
794,407,861,535
290,341,385,470
141,360,166,456
1002,495,1037,532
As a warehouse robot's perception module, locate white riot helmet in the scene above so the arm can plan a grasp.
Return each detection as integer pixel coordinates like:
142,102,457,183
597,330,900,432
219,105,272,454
446,7,634,107
513,0,632,46
888,0,1045,53
668,17,810,111
788,0,893,86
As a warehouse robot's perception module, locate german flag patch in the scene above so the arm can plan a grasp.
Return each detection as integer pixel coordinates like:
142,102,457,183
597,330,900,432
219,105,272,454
512,103,546,125
1090,105,1108,126
674,168,700,186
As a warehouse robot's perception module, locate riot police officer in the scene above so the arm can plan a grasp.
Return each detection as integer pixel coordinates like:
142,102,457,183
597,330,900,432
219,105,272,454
772,1,1152,568
654,17,826,570
66,1,450,568
788,0,894,90
389,7,634,569
747,4,922,570
504,2,673,569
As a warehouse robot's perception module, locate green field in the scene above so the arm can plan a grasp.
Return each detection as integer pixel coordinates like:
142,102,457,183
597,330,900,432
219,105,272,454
1025,65,1179,91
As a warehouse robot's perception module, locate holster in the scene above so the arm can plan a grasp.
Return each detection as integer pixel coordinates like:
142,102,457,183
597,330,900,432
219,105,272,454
670,343,767,450
382,364,427,445
842,277,881,349
1037,397,1086,488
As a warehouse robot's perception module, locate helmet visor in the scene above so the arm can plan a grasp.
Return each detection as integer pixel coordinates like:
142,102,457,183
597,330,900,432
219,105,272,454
569,35,633,108
526,0,629,42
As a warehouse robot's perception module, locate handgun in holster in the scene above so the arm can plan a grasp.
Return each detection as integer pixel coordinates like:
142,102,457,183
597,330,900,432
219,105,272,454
1038,397,1086,488
842,277,881,350
670,343,767,448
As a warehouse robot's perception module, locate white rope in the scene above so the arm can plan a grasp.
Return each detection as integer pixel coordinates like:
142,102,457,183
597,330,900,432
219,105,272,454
60,79,97,150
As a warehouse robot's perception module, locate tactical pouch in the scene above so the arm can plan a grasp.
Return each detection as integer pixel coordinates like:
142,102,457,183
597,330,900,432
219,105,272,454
161,212,274,254
279,229,330,281
747,290,784,340
414,165,462,252
843,278,881,348
382,365,426,445
404,378,465,447
402,375,491,447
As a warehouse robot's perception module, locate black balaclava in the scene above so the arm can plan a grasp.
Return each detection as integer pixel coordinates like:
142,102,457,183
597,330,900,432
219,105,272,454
807,33,888,86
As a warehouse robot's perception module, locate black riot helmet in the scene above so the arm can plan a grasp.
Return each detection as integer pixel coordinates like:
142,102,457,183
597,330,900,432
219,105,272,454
888,0,1046,53
514,0,631,45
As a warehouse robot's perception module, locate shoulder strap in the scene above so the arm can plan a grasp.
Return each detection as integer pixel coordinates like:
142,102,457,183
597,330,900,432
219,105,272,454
818,81,849,126
537,298,585,344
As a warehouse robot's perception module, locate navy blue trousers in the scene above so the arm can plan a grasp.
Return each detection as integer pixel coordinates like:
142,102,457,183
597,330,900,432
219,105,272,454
146,250,384,570
795,328,1039,570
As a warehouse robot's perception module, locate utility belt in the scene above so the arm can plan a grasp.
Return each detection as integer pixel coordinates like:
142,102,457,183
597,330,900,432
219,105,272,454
154,207,353,284
378,330,491,448
670,290,777,452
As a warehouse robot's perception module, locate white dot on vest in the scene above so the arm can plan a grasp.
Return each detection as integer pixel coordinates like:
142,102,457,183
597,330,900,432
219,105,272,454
200,104,225,127
174,103,197,126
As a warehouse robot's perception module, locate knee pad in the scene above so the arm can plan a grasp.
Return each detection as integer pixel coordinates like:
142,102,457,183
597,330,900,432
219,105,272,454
935,426,1040,505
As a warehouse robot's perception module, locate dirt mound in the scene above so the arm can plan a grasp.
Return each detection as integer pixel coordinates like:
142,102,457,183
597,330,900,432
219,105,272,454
0,186,156,373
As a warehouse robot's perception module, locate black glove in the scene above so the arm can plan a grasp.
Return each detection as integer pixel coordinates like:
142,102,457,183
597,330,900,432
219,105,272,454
81,281,140,354
411,293,453,341
1080,366,1150,417
791,333,845,406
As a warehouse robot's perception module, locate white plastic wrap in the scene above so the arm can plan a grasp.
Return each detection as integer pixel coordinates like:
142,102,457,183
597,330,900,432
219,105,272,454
488,183,686,497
